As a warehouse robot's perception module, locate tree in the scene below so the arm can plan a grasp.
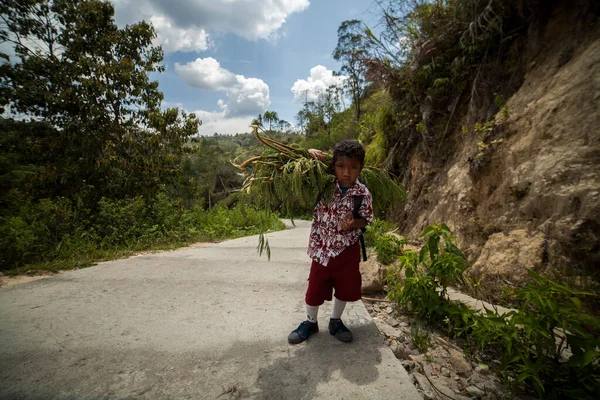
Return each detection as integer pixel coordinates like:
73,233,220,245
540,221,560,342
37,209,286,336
318,85,342,136
251,113,263,128
0,0,199,203
333,19,369,120
181,135,244,208
277,119,291,131
263,110,279,131
294,85,342,136
295,89,311,133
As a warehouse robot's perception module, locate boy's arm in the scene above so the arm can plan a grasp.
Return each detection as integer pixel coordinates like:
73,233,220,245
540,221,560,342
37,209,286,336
341,217,368,231
308,148,328,162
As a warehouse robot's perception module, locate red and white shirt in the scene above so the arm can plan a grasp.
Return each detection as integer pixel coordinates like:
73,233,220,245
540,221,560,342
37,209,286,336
307,180,373,266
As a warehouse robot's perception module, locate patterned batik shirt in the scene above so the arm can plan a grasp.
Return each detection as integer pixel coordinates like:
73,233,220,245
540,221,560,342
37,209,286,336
307,180,374,266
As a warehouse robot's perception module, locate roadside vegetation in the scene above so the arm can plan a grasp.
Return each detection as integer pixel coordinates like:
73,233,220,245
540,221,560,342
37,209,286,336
1,193,284,275
365,222,600,399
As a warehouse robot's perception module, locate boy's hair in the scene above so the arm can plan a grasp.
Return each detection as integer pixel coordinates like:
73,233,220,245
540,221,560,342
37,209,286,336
332,140,365,166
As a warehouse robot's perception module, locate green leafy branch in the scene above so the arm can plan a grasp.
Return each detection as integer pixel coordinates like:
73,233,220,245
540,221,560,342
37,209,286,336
233,126,406,259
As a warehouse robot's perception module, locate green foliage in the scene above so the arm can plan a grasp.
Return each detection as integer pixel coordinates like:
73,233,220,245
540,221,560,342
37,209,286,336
0,193,284,272
360,90,403,169
0,196,81,268
374,233,406,265
386,223,600,399
359,167,406,216
364,130,387,166
461,271,600,398
411,322,431,354
0,0,199,205
387,223,467,320
364,218,397,247
257,232,271,260
388,248,438,319
196,202,284,241
0,215,38,267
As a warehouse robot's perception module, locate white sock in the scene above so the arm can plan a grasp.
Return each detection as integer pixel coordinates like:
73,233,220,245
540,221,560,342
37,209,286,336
331,298,347,319
306,304,319,323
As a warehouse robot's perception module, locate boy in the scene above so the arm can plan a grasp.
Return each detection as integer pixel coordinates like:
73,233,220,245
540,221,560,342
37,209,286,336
288,140,373,344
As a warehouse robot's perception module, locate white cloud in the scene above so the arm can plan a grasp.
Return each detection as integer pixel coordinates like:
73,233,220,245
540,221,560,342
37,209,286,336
174,57,269,134
161,100,185,109
193,109,254,135
291,65,346,102
175,57,270,117
223,76,270,116
149,15,211,53
174,57,237,90
110,0,310,54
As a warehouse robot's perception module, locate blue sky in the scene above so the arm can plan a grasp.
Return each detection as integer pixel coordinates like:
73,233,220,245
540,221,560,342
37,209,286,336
111,0,378,135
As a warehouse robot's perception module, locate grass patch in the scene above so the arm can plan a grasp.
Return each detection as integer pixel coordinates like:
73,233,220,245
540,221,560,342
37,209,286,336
1,194,285,274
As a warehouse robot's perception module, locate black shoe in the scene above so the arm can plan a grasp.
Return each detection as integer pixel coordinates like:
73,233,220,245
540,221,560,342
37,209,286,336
288,321,319,344
328,318,353,342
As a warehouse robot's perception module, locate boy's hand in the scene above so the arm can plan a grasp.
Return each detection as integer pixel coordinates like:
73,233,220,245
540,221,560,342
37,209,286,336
341,216,367,231
308,148,328,162
341,215,354,231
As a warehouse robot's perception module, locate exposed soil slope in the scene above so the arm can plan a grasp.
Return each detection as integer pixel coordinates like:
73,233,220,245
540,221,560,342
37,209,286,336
398,4,599,293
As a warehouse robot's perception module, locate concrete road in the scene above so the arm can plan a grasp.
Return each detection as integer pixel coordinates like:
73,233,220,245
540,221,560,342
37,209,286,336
0,220,421,399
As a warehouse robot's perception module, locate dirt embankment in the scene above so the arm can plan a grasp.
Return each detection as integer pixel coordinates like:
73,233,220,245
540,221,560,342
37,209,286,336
397,3,600,294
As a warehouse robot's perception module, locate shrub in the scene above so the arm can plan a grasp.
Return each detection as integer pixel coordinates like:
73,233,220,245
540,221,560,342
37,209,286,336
0,193,285,272
364,218,396,247
387,223,468,319
374,233,407,265
0,196,81,269
0,216,38,268
363,218,406,264
463,271,600,398
95,196,153,248
386,223,600,399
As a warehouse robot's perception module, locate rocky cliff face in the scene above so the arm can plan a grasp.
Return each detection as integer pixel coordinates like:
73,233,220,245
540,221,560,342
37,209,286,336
397,5,599,292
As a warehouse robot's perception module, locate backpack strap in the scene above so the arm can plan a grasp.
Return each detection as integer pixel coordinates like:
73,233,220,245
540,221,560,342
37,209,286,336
314,191,323,208
353,195,367,262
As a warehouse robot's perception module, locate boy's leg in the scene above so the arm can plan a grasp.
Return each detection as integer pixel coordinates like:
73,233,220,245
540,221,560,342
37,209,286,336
288,304,320,344
330,244,362,303
328,244,361,342
330,298,346,319
305,259,334,306
306,304,319,323
288,260,331,345
329,298,352,342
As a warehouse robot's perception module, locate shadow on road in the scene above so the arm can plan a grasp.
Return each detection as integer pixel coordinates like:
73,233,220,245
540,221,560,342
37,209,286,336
254,325,382,399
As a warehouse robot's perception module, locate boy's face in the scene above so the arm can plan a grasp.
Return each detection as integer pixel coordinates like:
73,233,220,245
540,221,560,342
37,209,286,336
334,156,363,188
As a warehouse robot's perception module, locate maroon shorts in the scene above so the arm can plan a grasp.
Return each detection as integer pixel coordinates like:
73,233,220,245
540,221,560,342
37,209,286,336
305,242,362,306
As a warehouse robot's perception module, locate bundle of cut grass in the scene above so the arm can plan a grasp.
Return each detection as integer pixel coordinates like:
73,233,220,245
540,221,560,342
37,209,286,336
233,126,406,217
